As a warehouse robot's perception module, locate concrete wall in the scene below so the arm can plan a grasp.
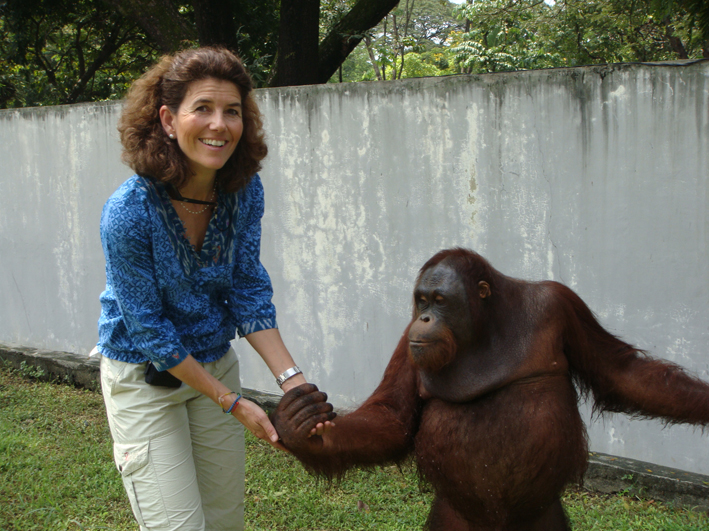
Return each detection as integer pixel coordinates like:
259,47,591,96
1,61,707,474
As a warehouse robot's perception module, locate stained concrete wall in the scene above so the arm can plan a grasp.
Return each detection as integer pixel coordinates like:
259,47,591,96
0,61,707,474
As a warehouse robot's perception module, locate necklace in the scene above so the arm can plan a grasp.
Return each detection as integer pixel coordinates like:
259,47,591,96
178,188,216,214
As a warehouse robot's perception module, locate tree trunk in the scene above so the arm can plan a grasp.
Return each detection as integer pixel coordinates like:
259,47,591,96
317,0,400,84
667,35,688,59
392,13,400,80
192,0,240,51
364,34,383,80
382,16,388,80
398,0,414,80
270,0,320,87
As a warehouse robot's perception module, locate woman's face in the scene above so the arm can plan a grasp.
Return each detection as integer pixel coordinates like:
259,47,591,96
160,77,243,182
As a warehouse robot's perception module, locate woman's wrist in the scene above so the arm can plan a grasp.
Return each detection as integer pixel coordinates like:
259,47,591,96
276,365,303,388
280,373,307,393
218,391,240,413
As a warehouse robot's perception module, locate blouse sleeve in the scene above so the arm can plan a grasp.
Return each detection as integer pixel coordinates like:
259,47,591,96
229,175,278,337
100,188,190,371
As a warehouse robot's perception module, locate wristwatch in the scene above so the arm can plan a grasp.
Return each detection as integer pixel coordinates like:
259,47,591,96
276,366,302,388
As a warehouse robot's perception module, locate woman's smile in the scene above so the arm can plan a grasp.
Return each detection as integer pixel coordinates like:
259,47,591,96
160,77,244,181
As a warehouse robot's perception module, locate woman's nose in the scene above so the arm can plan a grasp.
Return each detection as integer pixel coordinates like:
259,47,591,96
210,112,226,131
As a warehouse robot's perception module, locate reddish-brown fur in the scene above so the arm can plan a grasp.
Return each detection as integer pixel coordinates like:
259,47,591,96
408,323,457,373
272,249,709,531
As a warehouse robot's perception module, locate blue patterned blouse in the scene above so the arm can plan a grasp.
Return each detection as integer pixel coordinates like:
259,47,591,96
97,174,278,372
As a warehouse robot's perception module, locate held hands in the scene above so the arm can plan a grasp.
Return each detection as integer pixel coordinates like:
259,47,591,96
269,383,337,454
226,385,335,453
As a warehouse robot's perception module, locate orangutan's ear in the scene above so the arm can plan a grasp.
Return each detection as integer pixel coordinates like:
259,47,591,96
478,281,491,299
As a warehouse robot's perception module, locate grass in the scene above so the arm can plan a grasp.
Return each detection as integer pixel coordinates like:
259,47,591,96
1,364,708,530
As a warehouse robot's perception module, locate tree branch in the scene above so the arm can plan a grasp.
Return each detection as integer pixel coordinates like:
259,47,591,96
364,33,382,80
67,22,128,103
31,18,60,91
105,0,195,52
317,0,400,83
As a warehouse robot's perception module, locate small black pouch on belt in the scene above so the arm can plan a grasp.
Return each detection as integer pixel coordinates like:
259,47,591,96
144,362,182,388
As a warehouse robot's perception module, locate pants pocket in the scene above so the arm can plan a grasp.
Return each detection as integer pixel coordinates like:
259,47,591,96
114,440,169,528
100,356,131,397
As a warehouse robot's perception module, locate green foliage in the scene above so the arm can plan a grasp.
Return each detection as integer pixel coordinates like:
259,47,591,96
1,0,398,103
17,361,45,380
335,0,708,82
320,0,358,40
2,0,706,104
335,0,462,82
451,0,708,75
332,43,376,82
650,0,709,40
450,1,557,72
223,0,280,87
0,0,160,108
399,51,449,78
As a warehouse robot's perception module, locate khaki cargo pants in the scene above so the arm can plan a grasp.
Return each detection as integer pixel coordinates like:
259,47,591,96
100,348,244,531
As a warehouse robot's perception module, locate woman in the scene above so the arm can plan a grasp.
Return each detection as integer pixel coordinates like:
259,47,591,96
96,47,328,530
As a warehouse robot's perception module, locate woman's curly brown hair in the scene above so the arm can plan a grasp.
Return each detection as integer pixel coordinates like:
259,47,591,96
118,47,267,193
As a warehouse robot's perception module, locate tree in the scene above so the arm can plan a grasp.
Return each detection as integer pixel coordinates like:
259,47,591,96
361,0,462,81
0,0,401,108
650,0,709,56
451,0,708,75
107,0,280,86
0,0,160,107
317,0,402,83
109,0,401,86
271,0,320,86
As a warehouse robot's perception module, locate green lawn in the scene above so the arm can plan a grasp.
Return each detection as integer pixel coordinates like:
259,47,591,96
1,364,707,530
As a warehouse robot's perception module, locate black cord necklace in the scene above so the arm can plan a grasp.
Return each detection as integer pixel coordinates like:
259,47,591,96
166,183,218,206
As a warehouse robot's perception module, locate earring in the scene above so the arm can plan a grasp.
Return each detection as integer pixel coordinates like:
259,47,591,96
169,133,175,139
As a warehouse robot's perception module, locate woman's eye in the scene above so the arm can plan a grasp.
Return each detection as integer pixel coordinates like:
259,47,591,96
226,108,241,117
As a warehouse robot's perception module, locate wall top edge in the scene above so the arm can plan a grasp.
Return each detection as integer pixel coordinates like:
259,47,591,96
259,58,709,95
0,99,122,119
2,58,707,115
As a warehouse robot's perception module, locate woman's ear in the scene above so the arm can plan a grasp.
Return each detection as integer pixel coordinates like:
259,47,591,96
159,105,175,138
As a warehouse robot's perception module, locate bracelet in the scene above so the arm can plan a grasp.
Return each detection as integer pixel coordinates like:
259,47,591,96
276,366,302,388
222,393,241,414
218,391,235,405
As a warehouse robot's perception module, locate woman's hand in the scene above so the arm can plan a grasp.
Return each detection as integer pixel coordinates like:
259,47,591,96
231,397,288,451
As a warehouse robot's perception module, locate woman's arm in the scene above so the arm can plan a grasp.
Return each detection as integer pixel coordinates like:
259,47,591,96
168,328,331,448
245,328,306,392
168,354,284,448
222,178,332,440
246,328,334,436
100,181,191,371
